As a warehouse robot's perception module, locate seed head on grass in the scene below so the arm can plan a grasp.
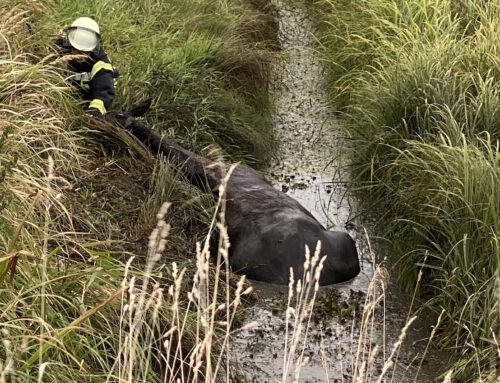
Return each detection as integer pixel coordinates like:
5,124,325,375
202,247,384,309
281,242,326,382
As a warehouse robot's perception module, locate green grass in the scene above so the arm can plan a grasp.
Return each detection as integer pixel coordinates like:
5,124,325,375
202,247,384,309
44,0,278,164
310,0,500,381
0,0,277,381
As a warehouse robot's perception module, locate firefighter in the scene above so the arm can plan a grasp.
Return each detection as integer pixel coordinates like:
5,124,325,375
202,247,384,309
56,17,117,117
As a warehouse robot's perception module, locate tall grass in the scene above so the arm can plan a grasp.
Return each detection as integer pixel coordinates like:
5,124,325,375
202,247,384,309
0,0,277,381
39,0,278,164
311,0,500,380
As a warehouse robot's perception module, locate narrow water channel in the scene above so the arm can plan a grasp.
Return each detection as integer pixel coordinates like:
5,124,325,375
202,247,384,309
231,2,448,382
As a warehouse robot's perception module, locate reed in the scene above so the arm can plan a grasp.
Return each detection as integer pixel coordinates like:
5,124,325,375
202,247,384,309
311,0,500,380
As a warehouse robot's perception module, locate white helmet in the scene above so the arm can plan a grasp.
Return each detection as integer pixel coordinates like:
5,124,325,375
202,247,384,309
67,17,100,52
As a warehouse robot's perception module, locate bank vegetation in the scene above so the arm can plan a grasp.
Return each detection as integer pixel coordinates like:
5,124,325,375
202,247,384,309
311,0,499,381
0,0,277,381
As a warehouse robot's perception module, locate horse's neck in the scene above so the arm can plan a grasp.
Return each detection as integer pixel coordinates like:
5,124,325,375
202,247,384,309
122,116,221,190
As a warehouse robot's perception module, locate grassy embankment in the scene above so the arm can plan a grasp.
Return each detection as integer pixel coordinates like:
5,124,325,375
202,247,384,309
0,0,277,381
311,0,499,381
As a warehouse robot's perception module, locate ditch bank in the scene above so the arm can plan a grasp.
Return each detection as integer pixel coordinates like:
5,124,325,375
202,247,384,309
231,2,451,382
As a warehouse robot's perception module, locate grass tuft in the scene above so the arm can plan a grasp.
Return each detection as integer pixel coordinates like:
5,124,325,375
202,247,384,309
311,0,500,380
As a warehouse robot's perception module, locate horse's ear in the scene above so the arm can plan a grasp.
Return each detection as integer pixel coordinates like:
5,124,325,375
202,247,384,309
129,98,152,117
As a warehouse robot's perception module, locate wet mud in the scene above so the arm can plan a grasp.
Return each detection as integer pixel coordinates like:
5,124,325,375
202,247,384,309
230,2,450,382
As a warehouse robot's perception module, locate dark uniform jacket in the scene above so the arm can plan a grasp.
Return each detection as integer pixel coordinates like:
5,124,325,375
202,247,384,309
57,38,115,116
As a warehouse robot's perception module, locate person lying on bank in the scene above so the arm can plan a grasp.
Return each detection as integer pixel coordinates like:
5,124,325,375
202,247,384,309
56,16,118,118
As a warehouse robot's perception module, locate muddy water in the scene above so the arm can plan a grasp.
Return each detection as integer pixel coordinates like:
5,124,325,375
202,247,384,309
231,2,449,382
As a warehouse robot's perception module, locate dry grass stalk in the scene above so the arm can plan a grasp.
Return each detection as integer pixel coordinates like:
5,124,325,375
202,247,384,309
112,165,256,383
281,242,326,382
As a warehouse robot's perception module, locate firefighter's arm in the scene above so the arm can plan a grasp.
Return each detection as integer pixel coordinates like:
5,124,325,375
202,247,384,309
87,60,115,116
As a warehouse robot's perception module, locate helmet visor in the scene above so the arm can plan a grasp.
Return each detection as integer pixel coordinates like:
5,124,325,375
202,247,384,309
68,27,99,52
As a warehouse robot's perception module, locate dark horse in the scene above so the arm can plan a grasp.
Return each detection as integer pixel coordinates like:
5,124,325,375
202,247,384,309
105,103,360,285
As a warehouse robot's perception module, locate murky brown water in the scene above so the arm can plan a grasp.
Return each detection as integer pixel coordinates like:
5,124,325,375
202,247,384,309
230,2,450,382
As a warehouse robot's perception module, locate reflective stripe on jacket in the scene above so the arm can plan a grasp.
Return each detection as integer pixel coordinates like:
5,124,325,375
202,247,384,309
91,60,114,79
89,99,106,114
65,48,116,115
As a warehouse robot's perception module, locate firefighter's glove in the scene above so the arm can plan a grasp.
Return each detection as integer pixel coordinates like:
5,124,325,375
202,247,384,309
86,108,104,119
